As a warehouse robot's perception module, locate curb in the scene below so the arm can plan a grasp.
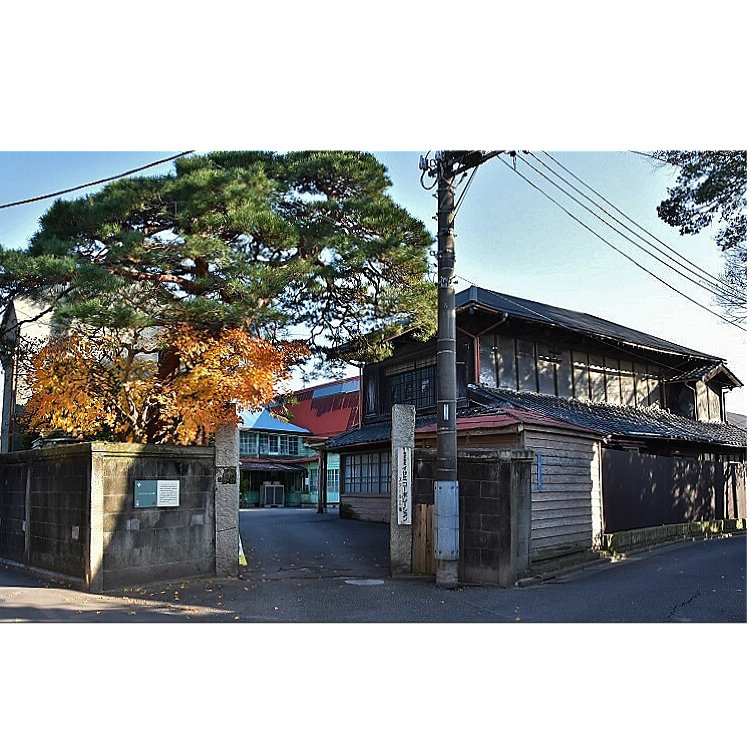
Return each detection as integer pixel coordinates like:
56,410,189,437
515,530,746,588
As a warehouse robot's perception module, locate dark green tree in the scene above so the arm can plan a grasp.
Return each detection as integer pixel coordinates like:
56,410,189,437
652,150,746,321
0,151,436,363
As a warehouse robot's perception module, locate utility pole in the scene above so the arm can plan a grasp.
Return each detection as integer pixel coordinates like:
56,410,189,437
434,151,460,588
423,150,505,589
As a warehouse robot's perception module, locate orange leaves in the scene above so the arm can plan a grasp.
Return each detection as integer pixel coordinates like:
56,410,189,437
24,327,307,445
161,326,306,444
24,333,126,439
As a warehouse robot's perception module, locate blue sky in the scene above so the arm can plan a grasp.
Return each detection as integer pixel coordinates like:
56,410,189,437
0,149,745,413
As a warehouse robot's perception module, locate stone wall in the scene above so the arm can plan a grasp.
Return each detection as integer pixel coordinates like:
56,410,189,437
1,436,239,591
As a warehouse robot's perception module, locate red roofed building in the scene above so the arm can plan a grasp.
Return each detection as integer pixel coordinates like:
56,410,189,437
283,376,360,441
273,377,361,507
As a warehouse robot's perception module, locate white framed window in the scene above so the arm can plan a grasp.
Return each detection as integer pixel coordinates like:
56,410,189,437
327,468,339,493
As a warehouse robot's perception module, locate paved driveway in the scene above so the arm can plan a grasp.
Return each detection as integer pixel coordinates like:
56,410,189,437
239,508,390,581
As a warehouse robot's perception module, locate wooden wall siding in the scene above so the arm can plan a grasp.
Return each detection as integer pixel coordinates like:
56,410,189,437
412,502,436,576
695,380,722,422
523,430,602,560
602,450,745,532
480,333,662,408
339,495,389,523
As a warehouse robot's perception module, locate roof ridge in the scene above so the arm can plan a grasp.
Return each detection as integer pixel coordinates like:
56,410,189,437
456,285,724,362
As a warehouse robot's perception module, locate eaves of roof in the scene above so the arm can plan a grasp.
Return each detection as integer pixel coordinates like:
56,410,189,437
456,286,724,361
239,458,309,472
326,403,601,450
468,384,747,449
666,362,743,388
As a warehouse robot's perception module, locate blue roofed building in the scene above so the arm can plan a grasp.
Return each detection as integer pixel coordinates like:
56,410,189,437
237,408,316,508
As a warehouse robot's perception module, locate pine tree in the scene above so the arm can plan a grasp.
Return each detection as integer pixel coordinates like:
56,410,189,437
1,151,436,443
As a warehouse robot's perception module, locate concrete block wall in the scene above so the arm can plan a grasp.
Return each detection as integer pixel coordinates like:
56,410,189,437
1,436,238,591
413,448,533,586
97,443,216,590
0,459,27,563
29,448,89,579
0,445,90,579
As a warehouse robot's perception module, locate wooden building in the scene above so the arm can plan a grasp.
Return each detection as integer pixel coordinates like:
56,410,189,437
328,285,746,560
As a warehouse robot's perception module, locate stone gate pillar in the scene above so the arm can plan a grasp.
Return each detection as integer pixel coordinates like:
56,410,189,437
390,404,415,576
215,421,240,577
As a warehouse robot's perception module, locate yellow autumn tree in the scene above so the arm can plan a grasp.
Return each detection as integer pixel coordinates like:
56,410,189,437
23,326,306,445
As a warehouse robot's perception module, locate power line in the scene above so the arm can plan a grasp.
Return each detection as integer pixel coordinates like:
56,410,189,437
453,166,480,218
518,153,745,306
536,151,743,302
0,151,195,211
497,155,745,332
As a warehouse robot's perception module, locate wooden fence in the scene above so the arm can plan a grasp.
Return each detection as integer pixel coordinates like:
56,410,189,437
602,449,746,533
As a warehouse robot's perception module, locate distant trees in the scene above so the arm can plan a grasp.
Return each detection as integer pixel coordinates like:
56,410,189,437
652,150,746,321
1,151,436,444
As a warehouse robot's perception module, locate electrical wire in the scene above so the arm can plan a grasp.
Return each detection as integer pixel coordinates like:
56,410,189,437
0,151,195,210
536,151,743,302
453,166,479,219
517,153,745,306
497,155,745,332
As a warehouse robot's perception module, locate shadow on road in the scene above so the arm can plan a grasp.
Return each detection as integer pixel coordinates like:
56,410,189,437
239,508,390,581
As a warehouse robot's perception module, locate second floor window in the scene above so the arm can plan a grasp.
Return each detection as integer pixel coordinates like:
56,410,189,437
388,364,436,410
239,431,255,456
279,435,300,455
256,432,301,455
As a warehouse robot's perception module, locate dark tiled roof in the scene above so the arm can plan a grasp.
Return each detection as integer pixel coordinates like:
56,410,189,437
468,385,747,449
240,458,308,473
457,286,721,360
727,412,747,430
326,415,436,449
326,403,599,450
666,362,743,387
665,363,722,382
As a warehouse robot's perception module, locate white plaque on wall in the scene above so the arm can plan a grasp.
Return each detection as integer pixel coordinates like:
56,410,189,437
396,446,412,525
157,480,180,507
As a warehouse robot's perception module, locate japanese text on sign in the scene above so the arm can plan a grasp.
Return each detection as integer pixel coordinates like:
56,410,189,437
134,479,181,508
396,446,412,525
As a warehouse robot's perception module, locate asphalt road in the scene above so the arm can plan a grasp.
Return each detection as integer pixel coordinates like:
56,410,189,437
0,509,745,622
239,507,390,581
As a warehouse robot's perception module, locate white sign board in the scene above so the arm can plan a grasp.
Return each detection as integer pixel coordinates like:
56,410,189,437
396,446,412,525
157,480,180,507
